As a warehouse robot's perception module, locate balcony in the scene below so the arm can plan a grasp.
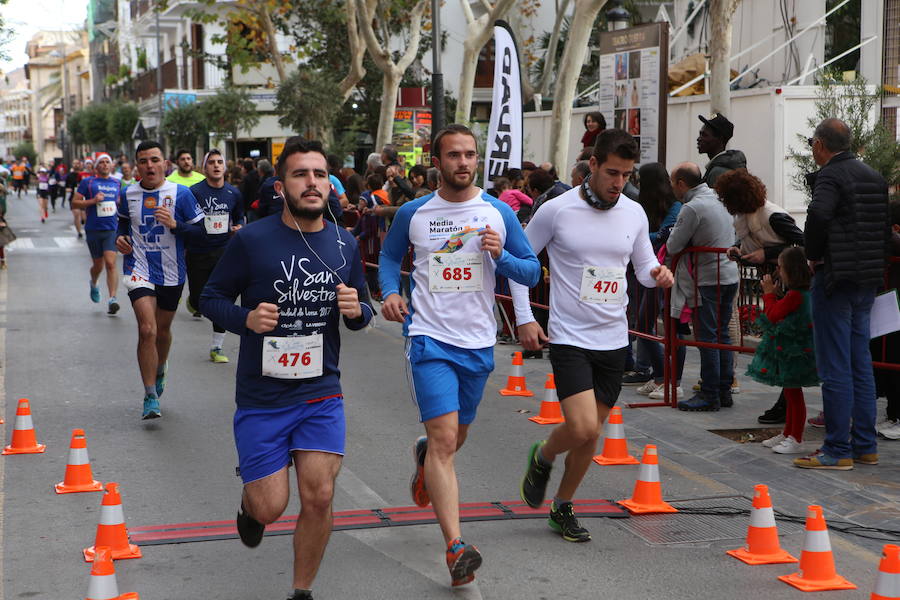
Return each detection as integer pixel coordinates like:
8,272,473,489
128,59,179,102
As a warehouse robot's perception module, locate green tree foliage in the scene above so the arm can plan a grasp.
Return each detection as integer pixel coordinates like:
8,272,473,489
275,68,344,143
106,103,140,151
12,141,37,166
788,72,900,199
67,111,88,147
201,87,260,159
80,104,113,148
160,102,209,154
0,0,10,62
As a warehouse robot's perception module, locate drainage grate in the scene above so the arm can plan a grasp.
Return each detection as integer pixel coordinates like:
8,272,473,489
616,495,806,545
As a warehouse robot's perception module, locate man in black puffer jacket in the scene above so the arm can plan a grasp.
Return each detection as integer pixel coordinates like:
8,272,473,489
796,118,890,471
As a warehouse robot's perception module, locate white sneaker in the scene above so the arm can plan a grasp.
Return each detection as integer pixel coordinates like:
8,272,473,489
876,419,899,435
649,385,682,400
636,381,660,396
772,435,804,454
762,433,786,448
878,420,900,440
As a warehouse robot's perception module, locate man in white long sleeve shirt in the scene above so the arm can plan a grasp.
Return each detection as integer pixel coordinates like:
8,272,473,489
513,129,673,541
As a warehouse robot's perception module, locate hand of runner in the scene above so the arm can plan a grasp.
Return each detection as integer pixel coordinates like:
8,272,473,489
115,235,133,254
154,206,176,228
517,321,548,351
479,225,502,259
231,224,242,233
246,302,279,334
381,293,409,323
336,283,362,319
650,265,674,288
93,191,104,205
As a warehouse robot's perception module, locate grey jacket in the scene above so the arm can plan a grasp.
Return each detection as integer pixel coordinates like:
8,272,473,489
666,183,738,317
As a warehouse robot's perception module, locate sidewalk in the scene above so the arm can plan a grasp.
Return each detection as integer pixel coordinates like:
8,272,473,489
511,341,900,553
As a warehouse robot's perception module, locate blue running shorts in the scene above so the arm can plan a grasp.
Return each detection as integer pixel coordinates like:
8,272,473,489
233,395,345,484
404,335,494,425
85,229,117,259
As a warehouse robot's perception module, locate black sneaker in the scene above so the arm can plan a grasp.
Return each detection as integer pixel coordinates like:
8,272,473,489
522,349,543,359
520,441,552,508
548,501,591,542
287,590,313,600
236,503,265,548
757,396,786,424
719,390,734,408
622,370,652,385
677,394,720,412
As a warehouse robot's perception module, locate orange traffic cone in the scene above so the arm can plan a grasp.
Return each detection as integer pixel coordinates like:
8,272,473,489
726,484,797,564
56,429,103,494
500,352,534,397
2,398,46,455
778,505,856,591
617,445,677,514
85,546,139,600
529,374,564,424
872,544,900,600
84,483,142,562
593,406,639,465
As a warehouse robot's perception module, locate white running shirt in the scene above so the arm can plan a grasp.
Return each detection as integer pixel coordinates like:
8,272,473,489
510,187,661,351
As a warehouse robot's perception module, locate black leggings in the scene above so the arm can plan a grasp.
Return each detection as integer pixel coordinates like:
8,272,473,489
186,248,226,333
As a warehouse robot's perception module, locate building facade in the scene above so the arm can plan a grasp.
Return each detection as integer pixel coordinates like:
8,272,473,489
0,68,32,160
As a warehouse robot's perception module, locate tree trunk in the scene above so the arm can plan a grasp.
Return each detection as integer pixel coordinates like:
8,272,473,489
538,0,571,96
548,0,606,171
257,6,287,82
456,39,482,123
338,0,367,102
708,0,741,117
376,68,401,149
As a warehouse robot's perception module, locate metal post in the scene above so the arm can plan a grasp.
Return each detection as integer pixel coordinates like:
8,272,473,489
155,2,164,144
430,0,445,144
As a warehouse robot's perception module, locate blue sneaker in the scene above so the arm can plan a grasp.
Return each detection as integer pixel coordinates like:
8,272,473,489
155,362,168,397
89,282,100,303
142,395,161,419
678,393,720,412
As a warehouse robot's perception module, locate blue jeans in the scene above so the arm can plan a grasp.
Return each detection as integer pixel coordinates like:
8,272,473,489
695,284,737,400
635,287,685,382
811,271,878,458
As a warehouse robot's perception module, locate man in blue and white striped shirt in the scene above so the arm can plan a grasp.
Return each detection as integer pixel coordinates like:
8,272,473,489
116,140,204,419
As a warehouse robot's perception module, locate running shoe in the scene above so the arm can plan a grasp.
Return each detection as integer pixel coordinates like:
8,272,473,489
649,385,683,400
445,538,481,587
410,436,430,507
107,297,120,315
622,370,652,385
89,282,100,303
155,361,168,397
210,347,230,363
237,502,265,548
807,411,825,428
520,440,552,509
878,420,900,440
548,501,591,542
287,590,313,600
142,395,161,420
854,453,878,465
677,394,720,411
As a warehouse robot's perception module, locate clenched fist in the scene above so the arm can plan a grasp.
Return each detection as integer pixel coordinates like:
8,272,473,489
247,302,279,334
336,283,362,319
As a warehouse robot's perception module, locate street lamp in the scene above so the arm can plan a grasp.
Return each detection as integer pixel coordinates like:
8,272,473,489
430,0,444,145
606,0,630,31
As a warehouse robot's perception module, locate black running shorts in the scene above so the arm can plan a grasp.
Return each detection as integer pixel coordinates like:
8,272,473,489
549,344,627,407
128,283,184,312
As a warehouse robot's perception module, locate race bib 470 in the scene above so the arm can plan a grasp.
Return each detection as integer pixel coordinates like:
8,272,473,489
580,266,626,304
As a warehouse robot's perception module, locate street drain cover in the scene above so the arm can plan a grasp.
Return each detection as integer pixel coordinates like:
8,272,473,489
616,495,805,545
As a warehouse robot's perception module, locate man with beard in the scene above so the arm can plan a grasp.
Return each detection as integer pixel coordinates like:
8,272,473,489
166,149,206,187
116,141,205,419
200,139,374,600
513,129,673,542
187,149,245,362
379,124,541,587
72,153,122,314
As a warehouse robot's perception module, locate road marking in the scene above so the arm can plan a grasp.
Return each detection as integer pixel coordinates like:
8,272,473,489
53,237,81,248
5,238,33,250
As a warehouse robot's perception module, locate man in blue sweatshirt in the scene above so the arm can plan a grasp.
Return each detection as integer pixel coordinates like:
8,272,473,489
200,139,374,600
187,149,245,363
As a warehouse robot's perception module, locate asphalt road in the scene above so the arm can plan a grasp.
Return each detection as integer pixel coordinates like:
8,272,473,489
0,188,894,599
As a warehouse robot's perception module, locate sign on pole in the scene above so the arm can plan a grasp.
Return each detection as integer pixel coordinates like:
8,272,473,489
483,20,522,189
597,22,669,165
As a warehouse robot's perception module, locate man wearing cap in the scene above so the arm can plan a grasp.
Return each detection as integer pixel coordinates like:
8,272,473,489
166,149,206,187
697,114,746,188
186,149,245,362
72,153,122,315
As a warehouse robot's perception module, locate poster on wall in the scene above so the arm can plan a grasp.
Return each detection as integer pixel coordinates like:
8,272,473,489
393,109,433,165
597,22,668,165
